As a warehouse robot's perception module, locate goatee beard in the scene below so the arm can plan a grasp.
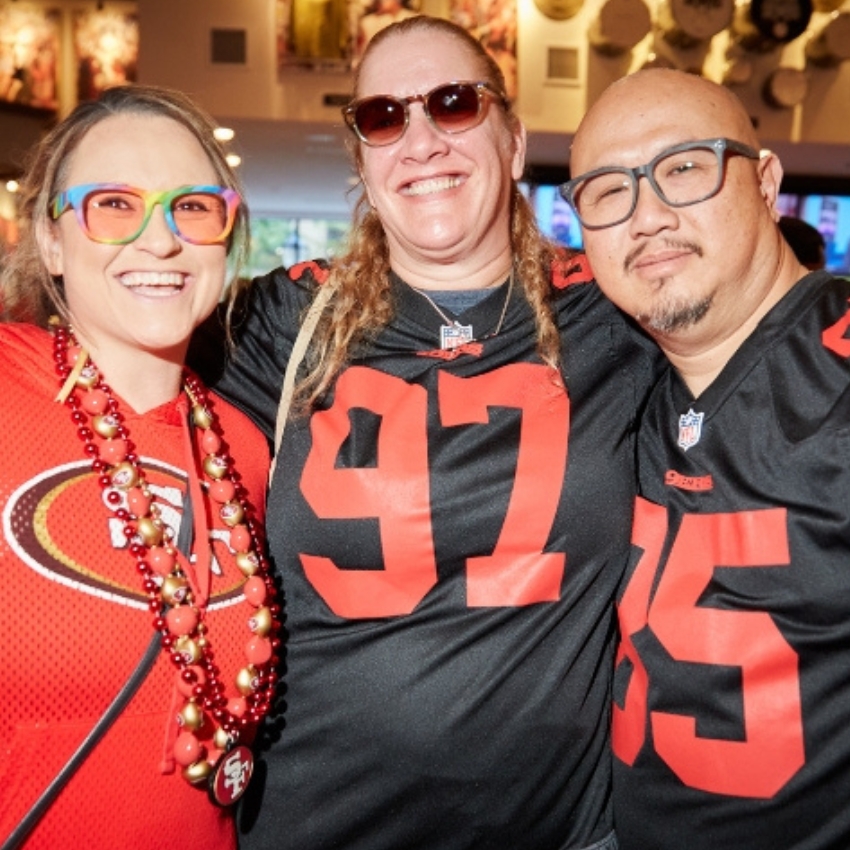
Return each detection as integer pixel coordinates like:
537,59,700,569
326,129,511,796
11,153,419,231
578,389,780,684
637,295,712,334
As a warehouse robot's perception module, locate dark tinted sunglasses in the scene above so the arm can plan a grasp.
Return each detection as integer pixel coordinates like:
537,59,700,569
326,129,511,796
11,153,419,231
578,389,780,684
342,81,509,147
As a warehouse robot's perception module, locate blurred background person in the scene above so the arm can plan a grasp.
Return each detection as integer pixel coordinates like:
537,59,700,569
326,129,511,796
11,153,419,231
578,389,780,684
779,214,827,271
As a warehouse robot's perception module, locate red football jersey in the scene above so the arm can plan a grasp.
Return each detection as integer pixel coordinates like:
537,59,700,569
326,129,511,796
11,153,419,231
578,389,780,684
0,324,269,850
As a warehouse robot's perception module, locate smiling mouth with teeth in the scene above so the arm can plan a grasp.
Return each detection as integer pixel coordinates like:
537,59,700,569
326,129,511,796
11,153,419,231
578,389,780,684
404,176,462,196
120,272,186,289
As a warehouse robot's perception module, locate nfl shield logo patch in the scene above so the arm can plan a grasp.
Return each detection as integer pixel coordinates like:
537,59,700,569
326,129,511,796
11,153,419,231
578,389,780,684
678,408,704,451
440,323,474,351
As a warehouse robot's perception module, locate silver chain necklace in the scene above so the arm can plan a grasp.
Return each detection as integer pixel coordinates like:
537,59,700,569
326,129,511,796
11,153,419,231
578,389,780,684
413,270,514,351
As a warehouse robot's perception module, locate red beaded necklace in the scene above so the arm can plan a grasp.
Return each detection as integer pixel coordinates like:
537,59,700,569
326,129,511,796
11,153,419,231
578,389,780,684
52,321,280,806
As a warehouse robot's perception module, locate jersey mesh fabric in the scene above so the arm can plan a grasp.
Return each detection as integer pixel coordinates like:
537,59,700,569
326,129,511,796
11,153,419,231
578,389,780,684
0,323,269,850
201,258,663,850
614,271,850,850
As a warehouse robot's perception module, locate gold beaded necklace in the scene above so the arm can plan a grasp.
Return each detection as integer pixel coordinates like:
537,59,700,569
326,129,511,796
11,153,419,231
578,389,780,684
52,321,279,806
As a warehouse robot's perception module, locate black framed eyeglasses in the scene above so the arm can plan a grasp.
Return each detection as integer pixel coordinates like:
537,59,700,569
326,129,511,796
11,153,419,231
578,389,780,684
559,137,762,230
342,81,509,147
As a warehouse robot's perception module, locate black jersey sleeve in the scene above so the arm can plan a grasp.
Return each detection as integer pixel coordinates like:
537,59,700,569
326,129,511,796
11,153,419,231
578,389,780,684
191,263,321,442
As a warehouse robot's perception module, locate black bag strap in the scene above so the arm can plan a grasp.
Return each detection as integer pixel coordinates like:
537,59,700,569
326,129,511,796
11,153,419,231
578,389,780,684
1,414,200,850
0,632,161,850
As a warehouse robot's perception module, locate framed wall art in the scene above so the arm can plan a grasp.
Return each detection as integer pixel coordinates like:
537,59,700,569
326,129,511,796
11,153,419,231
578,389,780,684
73,9,139,102
0,4,60,112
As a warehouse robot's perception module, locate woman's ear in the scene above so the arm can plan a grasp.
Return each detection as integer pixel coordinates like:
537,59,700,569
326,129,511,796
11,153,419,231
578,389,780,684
36,218,64,276
511,121,527,183
359,169,376,209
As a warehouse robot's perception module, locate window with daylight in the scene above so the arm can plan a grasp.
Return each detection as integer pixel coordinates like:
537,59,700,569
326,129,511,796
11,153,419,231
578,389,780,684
247,217,349,277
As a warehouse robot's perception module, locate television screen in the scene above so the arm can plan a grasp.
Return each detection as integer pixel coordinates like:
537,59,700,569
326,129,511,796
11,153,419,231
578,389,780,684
523,182,583,249
777,193,850,275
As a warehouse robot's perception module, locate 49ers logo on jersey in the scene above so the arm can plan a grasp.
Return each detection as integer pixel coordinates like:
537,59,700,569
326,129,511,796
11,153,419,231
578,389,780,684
2,458,245,609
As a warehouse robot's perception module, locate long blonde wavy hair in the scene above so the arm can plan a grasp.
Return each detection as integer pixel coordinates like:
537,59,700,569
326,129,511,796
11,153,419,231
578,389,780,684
297,15,563,409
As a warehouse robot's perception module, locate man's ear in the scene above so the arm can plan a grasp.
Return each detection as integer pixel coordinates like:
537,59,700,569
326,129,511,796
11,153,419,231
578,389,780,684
757,149,784,223
36,218,64,276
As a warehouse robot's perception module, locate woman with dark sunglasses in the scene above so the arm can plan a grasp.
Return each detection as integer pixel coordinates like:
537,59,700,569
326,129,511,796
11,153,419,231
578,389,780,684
202,15,660,850
0,85,279,850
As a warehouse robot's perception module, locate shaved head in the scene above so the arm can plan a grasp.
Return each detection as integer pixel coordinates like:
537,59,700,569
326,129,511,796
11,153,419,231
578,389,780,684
572,69,760,177
567,69,803,390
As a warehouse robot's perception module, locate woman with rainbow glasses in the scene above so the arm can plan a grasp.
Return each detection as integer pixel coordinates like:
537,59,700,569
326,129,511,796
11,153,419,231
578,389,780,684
0,84,278,850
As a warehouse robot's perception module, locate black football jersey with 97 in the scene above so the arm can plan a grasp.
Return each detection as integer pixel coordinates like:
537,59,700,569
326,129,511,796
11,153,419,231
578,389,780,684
614,271,850,850
213,258,660,850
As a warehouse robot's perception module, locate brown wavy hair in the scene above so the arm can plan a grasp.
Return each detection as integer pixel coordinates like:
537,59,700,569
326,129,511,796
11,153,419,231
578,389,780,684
298,15,562,409
1,83,250,329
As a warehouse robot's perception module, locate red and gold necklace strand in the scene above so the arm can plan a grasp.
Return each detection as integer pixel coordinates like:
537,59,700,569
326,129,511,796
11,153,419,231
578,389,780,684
51,322,280,805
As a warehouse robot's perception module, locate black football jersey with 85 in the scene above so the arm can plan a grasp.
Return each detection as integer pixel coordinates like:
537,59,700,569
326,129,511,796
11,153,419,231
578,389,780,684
614,271,850,850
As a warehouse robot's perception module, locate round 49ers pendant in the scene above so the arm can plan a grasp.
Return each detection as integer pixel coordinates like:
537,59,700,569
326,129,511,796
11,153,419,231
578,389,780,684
209,745,255,807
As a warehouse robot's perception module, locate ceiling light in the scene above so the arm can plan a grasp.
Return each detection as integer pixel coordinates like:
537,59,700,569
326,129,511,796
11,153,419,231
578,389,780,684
5,180,19,193
225,153,242,167
214,127,235,142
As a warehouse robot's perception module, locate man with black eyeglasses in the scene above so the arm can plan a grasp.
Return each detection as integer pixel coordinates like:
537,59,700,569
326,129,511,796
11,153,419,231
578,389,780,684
563,68,850,849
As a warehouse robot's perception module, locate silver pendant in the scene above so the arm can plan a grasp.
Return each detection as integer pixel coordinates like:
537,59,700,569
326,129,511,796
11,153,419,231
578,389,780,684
440,322,474,350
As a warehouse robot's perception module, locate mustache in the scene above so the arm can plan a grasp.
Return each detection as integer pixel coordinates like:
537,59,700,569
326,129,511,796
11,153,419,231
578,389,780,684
624,238,703,274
